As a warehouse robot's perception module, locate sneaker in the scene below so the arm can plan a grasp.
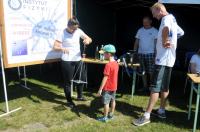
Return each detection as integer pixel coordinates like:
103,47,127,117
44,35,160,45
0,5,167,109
77,97,87,101
156,111,166,119
67,101,76,108
149,109,167,119
108,112,114,119
97,116,109,122
133,116,150,126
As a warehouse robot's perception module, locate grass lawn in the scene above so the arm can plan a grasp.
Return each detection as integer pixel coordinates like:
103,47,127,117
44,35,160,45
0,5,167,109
0,67,199,132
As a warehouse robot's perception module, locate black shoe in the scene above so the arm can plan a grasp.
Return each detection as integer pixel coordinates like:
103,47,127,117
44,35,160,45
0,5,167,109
77,97,87,101
67,102,76,108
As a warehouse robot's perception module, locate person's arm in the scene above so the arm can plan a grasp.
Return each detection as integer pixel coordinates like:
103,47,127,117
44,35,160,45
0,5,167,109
83,36,92,45
190,63,196,73
53,40,69,54
134,38,139,51
162,26,171,48
154,29,158,55
82,35,92,45
80,29,92,45
134,29,140,51
190,55,197,73
154,38,157,55
97,75,108,96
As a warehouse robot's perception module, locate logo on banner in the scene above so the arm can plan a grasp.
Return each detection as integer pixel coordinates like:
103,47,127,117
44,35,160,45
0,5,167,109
8,0,22,10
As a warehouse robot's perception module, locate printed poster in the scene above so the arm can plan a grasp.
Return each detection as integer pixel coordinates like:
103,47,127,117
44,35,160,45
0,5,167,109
2,0,70,67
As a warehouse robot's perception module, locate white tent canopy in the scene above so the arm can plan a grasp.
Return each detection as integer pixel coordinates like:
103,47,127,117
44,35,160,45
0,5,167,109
159,0,200,4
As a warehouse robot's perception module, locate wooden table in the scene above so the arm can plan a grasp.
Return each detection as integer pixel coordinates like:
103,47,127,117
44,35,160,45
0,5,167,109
82,58,140,98
187,74,200,132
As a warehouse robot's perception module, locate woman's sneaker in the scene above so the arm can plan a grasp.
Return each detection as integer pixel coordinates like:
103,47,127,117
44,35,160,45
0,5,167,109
133,116,150,126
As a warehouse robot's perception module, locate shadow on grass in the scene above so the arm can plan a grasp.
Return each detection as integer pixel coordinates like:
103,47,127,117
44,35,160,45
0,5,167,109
0,67,197,130
68,94,197,130
150,110,196,130
69,97,143,120
0,81,66,106
0,64,63,103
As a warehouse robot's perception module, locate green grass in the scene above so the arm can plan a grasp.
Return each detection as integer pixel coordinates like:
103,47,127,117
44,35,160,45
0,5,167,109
0,70,199,132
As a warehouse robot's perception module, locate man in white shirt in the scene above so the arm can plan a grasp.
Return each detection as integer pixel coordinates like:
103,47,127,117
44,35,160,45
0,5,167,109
134,2,184,126
53,17,92,108
190,49,200,74
134,16,158,92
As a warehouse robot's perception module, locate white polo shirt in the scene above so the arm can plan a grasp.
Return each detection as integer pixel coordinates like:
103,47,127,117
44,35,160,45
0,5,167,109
155,14,184,67
56,28,87,61
135,27,158,54
190,54,200,73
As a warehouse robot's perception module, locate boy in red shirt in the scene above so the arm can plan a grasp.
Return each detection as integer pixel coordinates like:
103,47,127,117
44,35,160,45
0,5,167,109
97,44,119,122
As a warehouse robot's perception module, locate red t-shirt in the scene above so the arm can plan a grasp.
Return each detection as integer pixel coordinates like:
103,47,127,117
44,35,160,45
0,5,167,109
103,61,119,91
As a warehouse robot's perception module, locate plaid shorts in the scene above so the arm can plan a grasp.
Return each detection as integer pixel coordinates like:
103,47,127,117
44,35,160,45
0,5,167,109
138,53,155,73
150,65,172,93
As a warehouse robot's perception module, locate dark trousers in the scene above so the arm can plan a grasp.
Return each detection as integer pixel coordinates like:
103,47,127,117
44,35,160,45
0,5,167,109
61,61,86,102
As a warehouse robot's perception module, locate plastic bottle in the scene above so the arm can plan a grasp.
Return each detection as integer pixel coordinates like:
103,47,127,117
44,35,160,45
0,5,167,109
95,46,99,60
100,45,104,61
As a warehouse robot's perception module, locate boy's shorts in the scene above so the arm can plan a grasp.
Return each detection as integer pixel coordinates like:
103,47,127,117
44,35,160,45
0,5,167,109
102,91,116,105
150,65,172,93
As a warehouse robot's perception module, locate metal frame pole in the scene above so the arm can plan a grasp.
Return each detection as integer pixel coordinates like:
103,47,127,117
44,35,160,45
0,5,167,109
0,26,21,118
20,66,31,90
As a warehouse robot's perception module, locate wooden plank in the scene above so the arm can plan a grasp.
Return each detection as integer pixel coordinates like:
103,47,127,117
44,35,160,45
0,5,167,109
82,58,140,67
187,74,200,83
0,0,9,68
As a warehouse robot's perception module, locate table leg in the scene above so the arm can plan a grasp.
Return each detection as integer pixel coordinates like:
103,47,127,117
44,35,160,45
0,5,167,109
84,63,88,88
193,84,200,132
131,69,136,98
71,80,73,96
188,82,194,120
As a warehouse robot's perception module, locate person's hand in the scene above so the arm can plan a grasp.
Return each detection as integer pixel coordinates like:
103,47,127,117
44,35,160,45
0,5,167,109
97,89,102,97
163,40,172,48
61,48,69,54
83,39,90,45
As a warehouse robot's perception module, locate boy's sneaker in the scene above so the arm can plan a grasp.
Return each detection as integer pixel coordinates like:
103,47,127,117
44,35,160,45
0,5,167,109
97,116,109,122
108,112,114,119
133,116,150,126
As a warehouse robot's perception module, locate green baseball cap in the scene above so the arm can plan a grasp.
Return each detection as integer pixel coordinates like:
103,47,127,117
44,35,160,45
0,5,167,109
103,44,116,53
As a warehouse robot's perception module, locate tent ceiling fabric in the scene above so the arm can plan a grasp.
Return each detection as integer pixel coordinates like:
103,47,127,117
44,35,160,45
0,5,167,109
159,0,200,4
95,0,157,9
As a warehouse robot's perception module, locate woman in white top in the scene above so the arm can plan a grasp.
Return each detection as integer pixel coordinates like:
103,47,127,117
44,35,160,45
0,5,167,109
53,17,92,108
190,49,200,74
